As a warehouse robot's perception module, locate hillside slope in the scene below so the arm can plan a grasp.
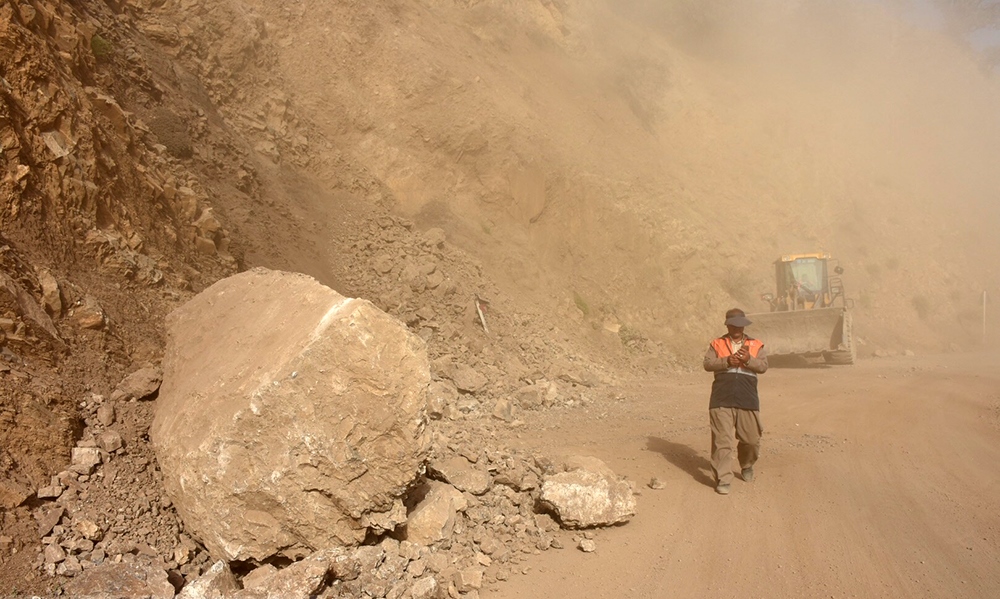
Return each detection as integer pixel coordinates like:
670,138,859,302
2,0,1000,594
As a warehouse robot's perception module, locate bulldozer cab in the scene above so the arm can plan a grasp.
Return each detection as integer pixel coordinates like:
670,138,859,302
767,253,846,312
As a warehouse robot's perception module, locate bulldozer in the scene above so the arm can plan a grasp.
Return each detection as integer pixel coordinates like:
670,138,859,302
748,253,856,365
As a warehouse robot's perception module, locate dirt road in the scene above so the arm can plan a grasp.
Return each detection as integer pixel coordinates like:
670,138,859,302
486,353,1000,598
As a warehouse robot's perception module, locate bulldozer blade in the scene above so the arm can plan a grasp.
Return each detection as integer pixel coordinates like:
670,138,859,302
746,308,853,360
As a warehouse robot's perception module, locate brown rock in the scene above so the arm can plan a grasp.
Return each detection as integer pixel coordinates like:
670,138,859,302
96,403,116,426
97,429,123,453
35,505,65,537
450,364,487,394
63,561,175,599
429,456,491,495
113,367,163,402
69,295,106,330
37,269,62,316
406,481,468,546
0,473,33,509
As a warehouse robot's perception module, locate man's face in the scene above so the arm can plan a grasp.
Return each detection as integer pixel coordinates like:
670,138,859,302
727,324,745,339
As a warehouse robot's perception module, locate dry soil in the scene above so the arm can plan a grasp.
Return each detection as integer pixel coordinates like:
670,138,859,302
485,353,1000,598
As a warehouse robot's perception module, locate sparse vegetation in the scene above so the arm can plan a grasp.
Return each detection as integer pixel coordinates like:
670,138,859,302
619,323,645,349
91,34,113,60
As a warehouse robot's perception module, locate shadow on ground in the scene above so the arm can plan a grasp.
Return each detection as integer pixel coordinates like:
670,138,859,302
646,436,715,488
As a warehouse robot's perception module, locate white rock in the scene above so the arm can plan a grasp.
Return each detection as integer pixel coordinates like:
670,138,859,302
539,456,636,528
152,269,430,562
178,560,239,599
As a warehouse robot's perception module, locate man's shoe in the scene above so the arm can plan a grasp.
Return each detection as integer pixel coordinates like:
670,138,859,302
741,468,754,483
715,484,730,495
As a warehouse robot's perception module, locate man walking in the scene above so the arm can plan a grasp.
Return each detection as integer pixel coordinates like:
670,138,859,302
703,308,768,495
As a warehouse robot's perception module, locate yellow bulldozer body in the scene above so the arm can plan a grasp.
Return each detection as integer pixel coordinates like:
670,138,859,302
748,253,855,365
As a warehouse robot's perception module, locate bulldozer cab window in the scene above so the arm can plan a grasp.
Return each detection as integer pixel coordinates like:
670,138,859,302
789,259,825,293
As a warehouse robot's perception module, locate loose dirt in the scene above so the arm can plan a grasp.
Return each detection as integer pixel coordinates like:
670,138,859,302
485,353,1000,598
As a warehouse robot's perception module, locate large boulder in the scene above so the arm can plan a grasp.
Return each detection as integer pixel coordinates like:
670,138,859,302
151,269,430,562
539,456,636,529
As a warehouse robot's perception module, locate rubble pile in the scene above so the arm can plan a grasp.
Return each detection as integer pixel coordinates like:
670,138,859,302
0,0,640,596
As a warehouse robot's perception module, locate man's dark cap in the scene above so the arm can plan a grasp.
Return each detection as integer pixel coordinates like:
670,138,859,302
724,308,752,327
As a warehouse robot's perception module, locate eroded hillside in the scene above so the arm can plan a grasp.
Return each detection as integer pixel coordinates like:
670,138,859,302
2,0,999,595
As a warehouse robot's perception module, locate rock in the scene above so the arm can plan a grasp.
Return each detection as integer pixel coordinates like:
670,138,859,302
450,364,487,394
63,561,175,599
0,270,65,348
61,555,83,576
178,560,239,599
73,519,103,541
0,478,32,509
36,485,63,500
578,538,597,553
539,456,636,528
453,568,484,592
515,384,545,410
904,349,915,357
426,381,458,420
113,367,163,402
648,477,666,490
97,429,123,453
173,535,199,566
232,548,353,599
429,456,491,495
71,447,102,474
410,575,439,599
152,269,430,562
37,269,62,316
406,481,468,545
193,236,217,256
96,403,116,426
44,542,66,564
422,228,446,248
69,295,106,330
492,398,516,423
241,564,278,589
36,505,65,536
362,498,408,534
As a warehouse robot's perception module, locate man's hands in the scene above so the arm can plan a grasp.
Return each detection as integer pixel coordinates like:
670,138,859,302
728,347,750,367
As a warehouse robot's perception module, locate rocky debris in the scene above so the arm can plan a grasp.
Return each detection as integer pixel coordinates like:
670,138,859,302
429,456,492,496
68,296,107,330
177,560,238,599
37,269,63,316
405,481,468,546
111,366,163,402
539,456,637,528
578,538,597,553
152,269,431,562
62,560,176,599
0,270,65,350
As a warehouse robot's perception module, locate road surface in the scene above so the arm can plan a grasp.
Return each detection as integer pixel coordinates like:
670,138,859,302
486,353,1000,599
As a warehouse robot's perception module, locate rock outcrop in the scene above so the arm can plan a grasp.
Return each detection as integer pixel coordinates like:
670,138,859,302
151,268,430,562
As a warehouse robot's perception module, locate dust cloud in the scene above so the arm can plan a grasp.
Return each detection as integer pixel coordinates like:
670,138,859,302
561,0,1000,354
